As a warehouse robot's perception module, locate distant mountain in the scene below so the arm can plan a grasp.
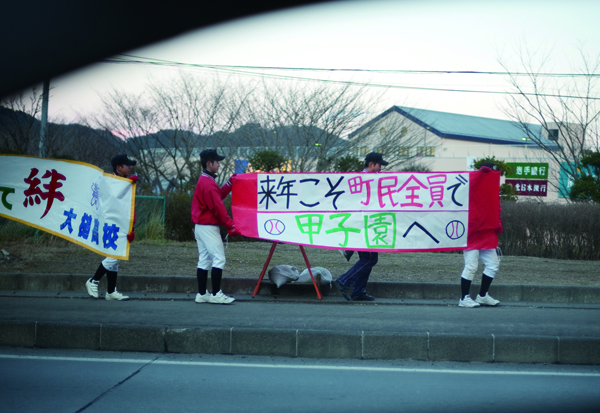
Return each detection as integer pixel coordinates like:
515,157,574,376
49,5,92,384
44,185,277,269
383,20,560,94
0,106,124,168
128,123,345,151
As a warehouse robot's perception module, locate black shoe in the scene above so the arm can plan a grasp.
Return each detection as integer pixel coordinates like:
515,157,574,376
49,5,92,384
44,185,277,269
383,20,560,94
339,250,354,262
351,293,375,302
333,279,351,301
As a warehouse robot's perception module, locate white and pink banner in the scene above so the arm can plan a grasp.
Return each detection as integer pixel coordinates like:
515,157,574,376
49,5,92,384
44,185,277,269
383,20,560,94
0,155,135,259
232,171,500,252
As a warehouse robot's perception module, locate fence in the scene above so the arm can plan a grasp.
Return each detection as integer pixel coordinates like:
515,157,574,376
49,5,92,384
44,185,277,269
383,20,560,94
0,195,166,243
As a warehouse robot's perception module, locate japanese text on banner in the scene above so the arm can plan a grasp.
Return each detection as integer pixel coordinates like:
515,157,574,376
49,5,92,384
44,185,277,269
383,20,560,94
0,155,134,259
254,172,470,251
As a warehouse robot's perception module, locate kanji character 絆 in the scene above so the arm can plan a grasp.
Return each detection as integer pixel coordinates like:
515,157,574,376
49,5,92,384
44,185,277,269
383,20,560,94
23,167,66,218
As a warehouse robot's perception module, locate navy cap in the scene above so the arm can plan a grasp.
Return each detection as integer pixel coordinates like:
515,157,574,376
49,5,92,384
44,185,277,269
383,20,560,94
111,154,136,169
365,152,389,166
480,162,497,170
200,149,225,162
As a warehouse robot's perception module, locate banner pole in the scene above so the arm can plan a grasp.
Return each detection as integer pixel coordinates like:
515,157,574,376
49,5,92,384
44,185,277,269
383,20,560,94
252,241,278,298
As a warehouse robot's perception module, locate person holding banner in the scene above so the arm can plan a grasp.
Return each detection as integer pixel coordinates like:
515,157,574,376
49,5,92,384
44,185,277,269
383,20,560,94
191,149,240,305
85,154,138,301
458,161,502,308
333,152,389,302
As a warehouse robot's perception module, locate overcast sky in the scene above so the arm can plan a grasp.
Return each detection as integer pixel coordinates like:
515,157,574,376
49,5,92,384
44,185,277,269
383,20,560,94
49,0,600,124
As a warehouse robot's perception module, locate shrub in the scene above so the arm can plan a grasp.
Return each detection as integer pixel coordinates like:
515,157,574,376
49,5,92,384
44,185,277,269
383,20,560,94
165,191,194,241
332,155,363,172
137,212,164,240
500,201,600,260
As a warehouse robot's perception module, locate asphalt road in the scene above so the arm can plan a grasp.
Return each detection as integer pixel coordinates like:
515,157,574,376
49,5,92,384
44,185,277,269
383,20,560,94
1,348,599,413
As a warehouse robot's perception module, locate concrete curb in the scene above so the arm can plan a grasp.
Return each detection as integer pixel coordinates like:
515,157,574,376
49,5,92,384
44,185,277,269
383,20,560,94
2,273,600,303
2,320,599,364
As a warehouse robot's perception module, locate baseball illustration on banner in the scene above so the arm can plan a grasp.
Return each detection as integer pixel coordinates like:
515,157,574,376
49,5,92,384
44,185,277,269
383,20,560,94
446,220,466,240
232,170,500,253
264,218,286,235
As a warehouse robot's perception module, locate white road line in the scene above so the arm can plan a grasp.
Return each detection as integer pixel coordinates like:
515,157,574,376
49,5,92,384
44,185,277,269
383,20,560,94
0,355,148,364
1,354,599,377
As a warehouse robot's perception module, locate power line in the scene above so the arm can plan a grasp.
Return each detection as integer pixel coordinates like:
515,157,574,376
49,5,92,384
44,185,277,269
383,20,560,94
110,54,599,77
102,54,600,100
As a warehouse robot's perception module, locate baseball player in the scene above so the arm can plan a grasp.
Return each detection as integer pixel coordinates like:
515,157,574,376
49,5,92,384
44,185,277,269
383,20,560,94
333,152,388,302
85,154,137,301
192,149,240,305
459,161,502,308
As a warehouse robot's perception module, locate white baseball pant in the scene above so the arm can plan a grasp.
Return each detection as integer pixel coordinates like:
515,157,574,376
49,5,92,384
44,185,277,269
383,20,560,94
102,257,120,272
195,224,226,270
460,249,499,281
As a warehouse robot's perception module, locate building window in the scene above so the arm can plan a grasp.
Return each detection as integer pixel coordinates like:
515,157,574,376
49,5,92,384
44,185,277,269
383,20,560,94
375,147,392,156
398,147,411,157
416,146,435,157
352,146,369,156
548,129,559,141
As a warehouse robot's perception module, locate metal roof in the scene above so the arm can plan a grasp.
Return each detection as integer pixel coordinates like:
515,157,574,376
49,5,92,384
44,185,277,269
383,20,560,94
351,106,557,148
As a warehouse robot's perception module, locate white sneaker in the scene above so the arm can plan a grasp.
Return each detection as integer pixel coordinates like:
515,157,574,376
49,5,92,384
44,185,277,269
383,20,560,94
208,290,235,304
105,290,129,301
86,279,99,299
476,293,500,306
459,295,480,308
195,292,211,303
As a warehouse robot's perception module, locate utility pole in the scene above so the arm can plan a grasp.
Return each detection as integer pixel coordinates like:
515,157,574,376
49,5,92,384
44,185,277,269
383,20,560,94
40,79,49,157
36,79,50,243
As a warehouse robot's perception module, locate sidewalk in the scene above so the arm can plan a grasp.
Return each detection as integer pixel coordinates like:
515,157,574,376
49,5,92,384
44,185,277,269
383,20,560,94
1,273,599,365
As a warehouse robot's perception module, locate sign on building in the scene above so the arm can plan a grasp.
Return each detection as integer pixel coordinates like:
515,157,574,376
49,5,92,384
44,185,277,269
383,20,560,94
505,179,547,197
506,162,549,179
506,162,549,197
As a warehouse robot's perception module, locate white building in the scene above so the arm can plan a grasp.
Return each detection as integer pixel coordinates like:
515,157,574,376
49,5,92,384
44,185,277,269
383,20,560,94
349,106,567,202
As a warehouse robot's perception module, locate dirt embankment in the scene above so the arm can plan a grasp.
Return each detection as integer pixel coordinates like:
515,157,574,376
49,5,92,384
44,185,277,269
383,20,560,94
1,240,598,286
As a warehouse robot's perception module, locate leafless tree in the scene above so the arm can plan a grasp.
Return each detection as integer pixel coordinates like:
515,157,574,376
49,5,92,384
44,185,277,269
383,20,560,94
86,72,252,191
347,105,435,171
499,45,600,197
0,85,45,155
1,85,120,165
234,79,394,172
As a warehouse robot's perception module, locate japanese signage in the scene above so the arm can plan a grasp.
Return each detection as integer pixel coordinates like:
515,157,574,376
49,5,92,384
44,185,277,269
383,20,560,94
231,171,501,252
505,179,547,197
506,162,549,179
0,155,135,259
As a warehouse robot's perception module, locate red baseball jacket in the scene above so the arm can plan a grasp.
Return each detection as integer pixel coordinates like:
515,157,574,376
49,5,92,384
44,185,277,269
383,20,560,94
191,171,233,229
